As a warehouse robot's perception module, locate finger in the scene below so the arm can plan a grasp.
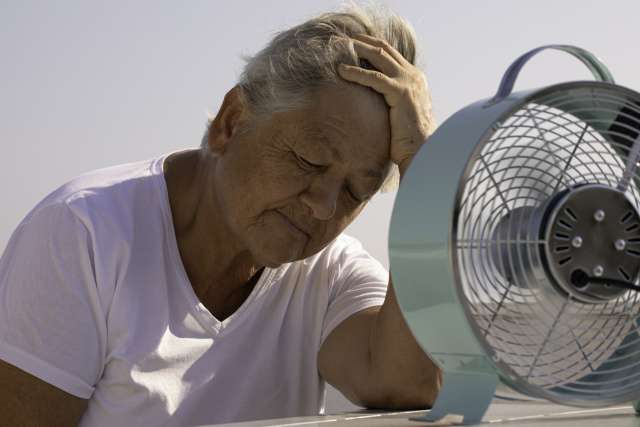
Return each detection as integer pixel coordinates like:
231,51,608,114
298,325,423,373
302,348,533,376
352,33,410,66
337,64,402,106
352,39,401,76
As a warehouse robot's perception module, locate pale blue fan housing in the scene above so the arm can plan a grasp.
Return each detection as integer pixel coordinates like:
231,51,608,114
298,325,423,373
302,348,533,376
390,45,640,424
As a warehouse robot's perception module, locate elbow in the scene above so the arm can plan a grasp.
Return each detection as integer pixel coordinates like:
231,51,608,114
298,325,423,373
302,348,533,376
360,369,442,411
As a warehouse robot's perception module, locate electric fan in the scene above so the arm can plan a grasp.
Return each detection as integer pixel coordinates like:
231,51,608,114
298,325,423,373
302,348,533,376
389,45,640,424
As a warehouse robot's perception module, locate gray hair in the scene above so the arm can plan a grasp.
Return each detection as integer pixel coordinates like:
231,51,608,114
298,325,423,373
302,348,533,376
204,5,422,191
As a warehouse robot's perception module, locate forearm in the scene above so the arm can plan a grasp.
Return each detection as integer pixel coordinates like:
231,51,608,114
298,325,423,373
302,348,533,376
366,275,441,409
0,360,87,427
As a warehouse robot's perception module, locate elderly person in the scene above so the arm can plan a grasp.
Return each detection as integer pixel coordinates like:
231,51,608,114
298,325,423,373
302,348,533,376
0,6,440,427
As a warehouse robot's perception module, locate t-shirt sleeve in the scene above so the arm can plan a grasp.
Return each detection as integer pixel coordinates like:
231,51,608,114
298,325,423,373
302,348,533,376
0,202,106,399
320,235,389,346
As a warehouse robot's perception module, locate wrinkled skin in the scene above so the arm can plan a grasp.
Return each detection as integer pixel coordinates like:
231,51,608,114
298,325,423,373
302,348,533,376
0,34,437,427
212,85,392,267
164,82,391,314
338,34,435,175
165,34,434,319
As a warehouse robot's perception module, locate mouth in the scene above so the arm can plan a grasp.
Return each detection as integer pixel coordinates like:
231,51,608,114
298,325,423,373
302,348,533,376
275,210,311,238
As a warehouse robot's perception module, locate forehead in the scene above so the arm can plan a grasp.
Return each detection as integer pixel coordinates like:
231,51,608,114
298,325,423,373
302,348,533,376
306,82,389,138
294,83,391,162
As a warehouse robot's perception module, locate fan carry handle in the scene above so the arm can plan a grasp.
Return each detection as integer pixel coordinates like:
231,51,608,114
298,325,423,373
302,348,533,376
487,44,615,105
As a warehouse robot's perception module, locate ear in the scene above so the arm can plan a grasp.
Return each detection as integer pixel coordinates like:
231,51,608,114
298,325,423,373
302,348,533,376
207,85,247,155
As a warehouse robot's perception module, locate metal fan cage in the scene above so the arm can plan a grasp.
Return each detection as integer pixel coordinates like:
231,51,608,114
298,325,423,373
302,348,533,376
453,82,640,406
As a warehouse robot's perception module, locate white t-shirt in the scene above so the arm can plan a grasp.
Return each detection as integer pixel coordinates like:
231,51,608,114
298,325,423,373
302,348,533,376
0,151,389,426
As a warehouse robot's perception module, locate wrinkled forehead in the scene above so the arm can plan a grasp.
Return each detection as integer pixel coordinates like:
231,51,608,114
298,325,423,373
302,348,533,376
299,118,389,166
308,82,389,132
299,83,391,153
292,121,391,187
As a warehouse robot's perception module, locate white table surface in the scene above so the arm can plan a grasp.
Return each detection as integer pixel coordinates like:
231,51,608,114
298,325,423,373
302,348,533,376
206,398,640,427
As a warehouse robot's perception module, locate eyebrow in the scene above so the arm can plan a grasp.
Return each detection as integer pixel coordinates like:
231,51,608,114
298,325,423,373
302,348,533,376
305,126,343,160
304,125,386,182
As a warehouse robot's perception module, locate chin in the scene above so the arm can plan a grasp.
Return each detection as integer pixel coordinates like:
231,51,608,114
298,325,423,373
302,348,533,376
246,212,337,266
256,251,300,268
251,236,307,267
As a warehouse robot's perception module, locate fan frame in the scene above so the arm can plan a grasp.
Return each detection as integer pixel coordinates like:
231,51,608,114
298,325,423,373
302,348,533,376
453,81,640,407
389,80,640,423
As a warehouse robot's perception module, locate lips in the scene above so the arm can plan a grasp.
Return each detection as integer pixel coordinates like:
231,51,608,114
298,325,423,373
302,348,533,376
275,210,311,238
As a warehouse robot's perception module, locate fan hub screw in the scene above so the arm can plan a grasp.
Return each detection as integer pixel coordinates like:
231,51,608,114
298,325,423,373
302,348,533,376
594,209,606,222
571,236,583,248
592,265,604,277
615,239,626,251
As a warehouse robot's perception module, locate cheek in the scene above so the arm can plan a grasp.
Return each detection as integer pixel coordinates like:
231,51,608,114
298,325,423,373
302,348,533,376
250,150,311,202
331,199,367,235
310,200,365,244
261,147,308,184
222,159,310,227
337,192,366,218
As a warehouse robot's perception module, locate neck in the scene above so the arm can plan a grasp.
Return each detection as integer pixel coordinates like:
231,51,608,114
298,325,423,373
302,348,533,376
163,149,263,300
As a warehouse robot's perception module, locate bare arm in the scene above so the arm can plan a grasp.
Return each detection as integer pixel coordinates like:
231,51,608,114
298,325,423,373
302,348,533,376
318,276,440,410
318,306,380,407
0,359,88,427
367,276,442,408
323,32,442,409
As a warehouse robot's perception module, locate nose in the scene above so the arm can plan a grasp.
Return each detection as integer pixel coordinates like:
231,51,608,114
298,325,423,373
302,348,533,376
300,175,341,221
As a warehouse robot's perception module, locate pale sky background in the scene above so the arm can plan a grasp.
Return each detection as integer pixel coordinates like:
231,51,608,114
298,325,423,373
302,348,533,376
2,0,639,264
1,0,639,413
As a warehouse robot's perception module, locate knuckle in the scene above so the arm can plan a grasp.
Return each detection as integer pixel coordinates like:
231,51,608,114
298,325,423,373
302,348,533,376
380,39,393,50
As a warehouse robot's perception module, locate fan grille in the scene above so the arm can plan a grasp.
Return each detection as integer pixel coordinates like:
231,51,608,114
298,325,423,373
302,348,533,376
454,83,640,405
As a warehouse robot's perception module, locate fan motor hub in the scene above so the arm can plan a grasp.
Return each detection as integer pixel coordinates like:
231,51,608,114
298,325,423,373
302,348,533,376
543,184,640,302
490,184,640,303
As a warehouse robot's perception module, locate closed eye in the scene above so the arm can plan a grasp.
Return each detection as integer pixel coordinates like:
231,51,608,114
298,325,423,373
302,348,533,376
292,151,324,170
291,150,367,203
345,186,362,203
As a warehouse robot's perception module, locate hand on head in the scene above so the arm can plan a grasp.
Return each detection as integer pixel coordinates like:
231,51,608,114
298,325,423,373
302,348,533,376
338,34,436,177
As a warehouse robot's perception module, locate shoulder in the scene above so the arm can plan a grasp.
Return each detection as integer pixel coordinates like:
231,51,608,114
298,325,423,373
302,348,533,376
6,154,172,289
294,233,387,288
293,234,366,274
275,234,370,288
324,233,385,271
311,233,367,264
19,154,169,236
